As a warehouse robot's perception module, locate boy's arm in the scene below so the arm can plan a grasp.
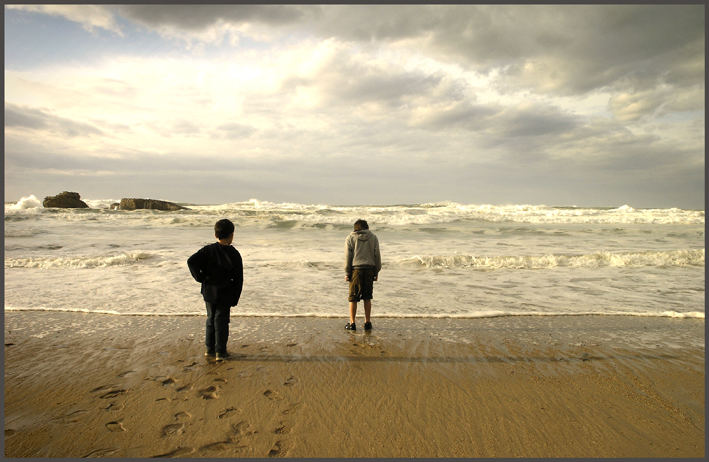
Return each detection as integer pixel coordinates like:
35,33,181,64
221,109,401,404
344,237,354,280
233,250,244,305
187,247,208,283
374,235,382,274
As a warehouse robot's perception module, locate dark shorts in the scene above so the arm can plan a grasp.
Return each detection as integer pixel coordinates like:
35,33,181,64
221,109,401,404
348,267,376,302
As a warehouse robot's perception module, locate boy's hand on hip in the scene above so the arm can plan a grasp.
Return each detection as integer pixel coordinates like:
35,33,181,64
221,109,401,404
345,275,350,281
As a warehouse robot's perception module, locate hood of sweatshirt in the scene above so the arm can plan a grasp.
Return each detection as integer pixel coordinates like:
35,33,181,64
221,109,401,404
352,230,372,241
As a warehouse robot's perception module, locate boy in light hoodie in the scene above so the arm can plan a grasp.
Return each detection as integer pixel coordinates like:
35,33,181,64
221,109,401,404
344,219,382,331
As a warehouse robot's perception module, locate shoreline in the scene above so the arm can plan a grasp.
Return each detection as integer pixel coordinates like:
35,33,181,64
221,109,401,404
4,312,705,457
4,306,705,319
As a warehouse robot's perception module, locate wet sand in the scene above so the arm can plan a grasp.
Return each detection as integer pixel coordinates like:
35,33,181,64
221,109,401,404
3,312,705,458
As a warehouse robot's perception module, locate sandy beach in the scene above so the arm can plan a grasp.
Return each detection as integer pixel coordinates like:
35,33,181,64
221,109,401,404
3,311,705,458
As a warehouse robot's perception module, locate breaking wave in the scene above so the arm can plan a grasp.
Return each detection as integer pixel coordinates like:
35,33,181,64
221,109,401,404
5,252,155,269
6,194,43,210
400,249,705,270
5,196,705,225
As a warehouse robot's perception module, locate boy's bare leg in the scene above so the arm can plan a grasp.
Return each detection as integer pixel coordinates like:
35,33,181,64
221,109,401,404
349,302,358,324
364,300,372,323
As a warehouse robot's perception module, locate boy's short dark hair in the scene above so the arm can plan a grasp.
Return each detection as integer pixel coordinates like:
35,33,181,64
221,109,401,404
354,219,369,231
215,219,235,239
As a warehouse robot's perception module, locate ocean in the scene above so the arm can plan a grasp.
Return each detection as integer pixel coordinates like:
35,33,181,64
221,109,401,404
4,195,705,321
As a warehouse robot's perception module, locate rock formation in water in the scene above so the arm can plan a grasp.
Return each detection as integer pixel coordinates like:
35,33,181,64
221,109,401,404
42,191,89,208
118,198,188,211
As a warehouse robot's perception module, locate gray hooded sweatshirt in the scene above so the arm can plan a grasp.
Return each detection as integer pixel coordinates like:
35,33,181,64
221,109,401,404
345,229,382,275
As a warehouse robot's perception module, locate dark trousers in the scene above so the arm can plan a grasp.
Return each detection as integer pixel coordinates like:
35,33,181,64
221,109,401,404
205,301,230,354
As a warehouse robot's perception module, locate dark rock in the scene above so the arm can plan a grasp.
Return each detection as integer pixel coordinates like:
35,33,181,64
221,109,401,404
43,191,89,208
118,198,188,211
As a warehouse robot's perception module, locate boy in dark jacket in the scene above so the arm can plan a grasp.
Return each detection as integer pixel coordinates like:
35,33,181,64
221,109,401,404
188,219,243,361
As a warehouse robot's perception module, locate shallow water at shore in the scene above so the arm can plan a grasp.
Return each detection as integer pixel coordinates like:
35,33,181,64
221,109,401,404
4,199,705,320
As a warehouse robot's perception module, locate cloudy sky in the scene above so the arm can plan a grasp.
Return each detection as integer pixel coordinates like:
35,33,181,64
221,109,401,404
4,4,705,208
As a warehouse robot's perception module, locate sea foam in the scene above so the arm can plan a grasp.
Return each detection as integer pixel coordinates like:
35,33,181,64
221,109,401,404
4,197,705,226
5,252,155,269
6,194,42,210
401,249,705,270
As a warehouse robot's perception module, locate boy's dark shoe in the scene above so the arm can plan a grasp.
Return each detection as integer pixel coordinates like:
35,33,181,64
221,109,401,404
205,350,216,358
364,321,372,331
215,352,229,361
345,322,356,331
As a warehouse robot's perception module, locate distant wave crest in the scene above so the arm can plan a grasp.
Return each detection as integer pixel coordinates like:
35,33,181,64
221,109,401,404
401,249,705,270
5,252,155,269
5,196,704,225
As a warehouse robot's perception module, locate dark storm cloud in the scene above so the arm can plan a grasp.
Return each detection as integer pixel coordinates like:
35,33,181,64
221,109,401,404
499,108,578,139
310,5,704,95
412,101,578,141
5,104,104,137
412,102,500,131
520,108,568,140
281,58,447,109
113,4,308,31
334,70,443,107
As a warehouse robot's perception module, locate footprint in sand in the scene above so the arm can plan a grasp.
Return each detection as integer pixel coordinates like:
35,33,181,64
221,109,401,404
231,421,251,437
214,377,228,384
263,389,283,401
283,376,297,386
117,370,135,378
161,423,185,437
218,407,239,419
160,412,192,438
274,422,289,434
5,429,16,437
182,361,198,372
286,343,297,347
176,384,193,393
105,402,125,411
99,389,127,400
268,440,285,457
281,402,301,416
105,420,126,432
199,386,219,400
161,377,177,386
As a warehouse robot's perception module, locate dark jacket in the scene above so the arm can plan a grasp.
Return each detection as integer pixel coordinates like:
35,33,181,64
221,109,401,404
187,242,243,306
